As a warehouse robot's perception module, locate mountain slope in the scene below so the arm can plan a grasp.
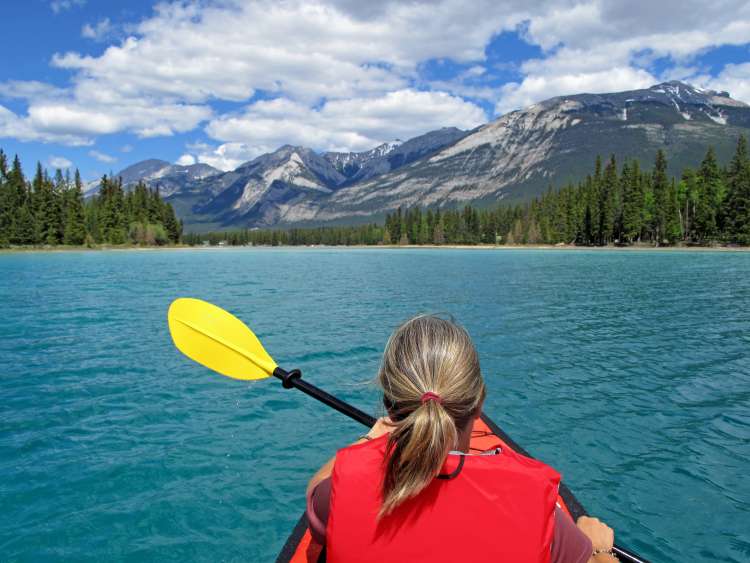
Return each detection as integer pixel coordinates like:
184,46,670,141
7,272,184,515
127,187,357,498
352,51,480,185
324,141,402,179
85,160,221,198
296,81,750,225
178,127,469,228
322,127,468,185
192,145,346,226
97,81,750,231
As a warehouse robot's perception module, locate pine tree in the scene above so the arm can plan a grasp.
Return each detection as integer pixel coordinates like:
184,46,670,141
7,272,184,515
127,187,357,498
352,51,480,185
664,178,682,243
7,156,30,244
621,161,643,243
723,135,750,244
0,150,9,245
597,155,617,244
679,169,699,241
32,163,61,245
582,204,593,245
162,202,181,243
14,204,36,244
433,214,445,244
694,147,723,241
652,150,669,245
63,170,87,245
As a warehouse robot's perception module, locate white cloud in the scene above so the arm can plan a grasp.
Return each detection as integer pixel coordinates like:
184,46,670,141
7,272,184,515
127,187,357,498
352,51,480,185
82,18,113,42
50,0,85,14
48,156,73,169
23,0,520,147
176,153,196,166
3,0,750,151
204,89,485,165
0,80,65,100
496,64,657,115
88,150,117,163
493,0,750,113
120,144,133,153
0,104,92,146
702,62,750,105
187,142,258,172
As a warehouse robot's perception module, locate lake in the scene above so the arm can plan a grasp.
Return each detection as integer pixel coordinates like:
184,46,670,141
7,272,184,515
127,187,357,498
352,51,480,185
1,248,749,562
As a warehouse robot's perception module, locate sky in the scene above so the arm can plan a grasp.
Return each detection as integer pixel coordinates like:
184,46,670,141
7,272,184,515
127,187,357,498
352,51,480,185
1,0,749,181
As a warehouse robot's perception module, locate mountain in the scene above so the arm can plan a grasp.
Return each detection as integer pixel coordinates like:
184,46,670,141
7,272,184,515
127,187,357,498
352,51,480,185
324,141,402,179
193,145,346,226
292,81,750,226
321,127,468,185
84,159,221,198
98,81,750,231
170,127,468,229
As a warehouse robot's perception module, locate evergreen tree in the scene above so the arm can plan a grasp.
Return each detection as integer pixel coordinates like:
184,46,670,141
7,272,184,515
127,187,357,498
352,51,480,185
32,163,61,245
433,212,445,244
678,168,699,241
664,178,682,243
597,155,617,244
652,150,669,244
0,150,9,244
694,147,723,241
6,156,30,244
621,161,643,243
162,202,181,243
14,204,36,244
723,135,750,244
63,170,87,245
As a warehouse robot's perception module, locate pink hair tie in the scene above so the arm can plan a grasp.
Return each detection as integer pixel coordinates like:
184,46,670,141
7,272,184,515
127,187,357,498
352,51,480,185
420,392,442,404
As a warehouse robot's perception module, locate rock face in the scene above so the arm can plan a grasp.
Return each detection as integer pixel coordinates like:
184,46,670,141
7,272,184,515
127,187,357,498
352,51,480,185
322,127,468,185
304,81,750,224
98,81,750,230
194,146,346,226
181,127,468,227
85,159,221,198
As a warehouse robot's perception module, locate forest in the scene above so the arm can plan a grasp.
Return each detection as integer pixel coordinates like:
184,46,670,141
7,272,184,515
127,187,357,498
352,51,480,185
186,135,750,247
0,151,182,247
3,136,749,249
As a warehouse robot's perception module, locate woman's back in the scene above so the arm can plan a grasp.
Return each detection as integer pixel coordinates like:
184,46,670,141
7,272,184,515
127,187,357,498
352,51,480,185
326,433,560,563
305,315,617,563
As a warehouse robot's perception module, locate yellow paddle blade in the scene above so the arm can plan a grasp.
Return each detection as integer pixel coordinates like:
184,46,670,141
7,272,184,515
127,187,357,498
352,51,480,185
167,297,277,381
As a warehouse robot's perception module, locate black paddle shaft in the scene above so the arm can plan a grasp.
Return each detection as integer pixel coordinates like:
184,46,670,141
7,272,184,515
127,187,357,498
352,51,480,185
272,366,649,563
272,367,377,427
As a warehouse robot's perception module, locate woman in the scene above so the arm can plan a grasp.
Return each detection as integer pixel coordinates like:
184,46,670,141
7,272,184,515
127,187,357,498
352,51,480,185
307,315,617,562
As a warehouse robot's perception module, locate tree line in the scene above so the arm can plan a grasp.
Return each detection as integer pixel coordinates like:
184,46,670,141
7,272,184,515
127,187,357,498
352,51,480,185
187,136,750,247
0,150,182,247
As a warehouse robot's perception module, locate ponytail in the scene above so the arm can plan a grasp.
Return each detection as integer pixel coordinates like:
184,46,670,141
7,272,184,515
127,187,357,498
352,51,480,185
377,315,485,518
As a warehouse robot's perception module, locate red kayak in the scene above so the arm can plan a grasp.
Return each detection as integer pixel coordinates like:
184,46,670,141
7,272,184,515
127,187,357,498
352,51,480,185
276,412,587,563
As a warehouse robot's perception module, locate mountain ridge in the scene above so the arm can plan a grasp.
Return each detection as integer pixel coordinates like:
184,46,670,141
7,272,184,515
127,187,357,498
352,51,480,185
93,81,750,231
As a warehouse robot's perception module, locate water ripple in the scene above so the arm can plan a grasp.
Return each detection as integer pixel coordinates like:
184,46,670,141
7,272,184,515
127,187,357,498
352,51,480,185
1,248,748,562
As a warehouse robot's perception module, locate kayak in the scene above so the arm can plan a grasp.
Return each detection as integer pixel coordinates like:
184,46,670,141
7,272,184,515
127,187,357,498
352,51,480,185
275,412,587,563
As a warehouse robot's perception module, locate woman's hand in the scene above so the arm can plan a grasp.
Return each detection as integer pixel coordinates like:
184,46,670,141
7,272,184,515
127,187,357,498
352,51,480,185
365,416,394,440
576,516,614,556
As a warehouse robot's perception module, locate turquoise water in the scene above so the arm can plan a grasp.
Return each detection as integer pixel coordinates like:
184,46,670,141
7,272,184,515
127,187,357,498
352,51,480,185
1,248,749,562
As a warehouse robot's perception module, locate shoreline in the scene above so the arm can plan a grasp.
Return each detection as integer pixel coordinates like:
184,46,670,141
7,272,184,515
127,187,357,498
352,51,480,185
2,243,749,254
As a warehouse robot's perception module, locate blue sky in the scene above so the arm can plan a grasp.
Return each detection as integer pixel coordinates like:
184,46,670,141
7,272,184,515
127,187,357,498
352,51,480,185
1,0,749,181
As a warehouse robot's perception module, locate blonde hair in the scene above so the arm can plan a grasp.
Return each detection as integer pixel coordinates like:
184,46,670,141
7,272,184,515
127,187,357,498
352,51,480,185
377,315,486,517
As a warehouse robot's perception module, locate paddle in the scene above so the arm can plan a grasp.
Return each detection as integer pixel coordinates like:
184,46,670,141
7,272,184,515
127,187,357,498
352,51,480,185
167,297,648,563
168,297,376,427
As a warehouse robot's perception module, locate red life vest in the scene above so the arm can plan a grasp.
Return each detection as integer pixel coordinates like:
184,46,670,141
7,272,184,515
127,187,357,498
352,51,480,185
326,434,560,563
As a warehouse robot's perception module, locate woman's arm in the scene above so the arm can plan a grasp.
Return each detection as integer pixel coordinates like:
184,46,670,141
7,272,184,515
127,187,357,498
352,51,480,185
306,455,337,497
577,516,618,563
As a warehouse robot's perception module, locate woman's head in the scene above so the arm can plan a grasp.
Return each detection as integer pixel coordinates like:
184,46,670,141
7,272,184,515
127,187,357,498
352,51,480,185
377,315,486,517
